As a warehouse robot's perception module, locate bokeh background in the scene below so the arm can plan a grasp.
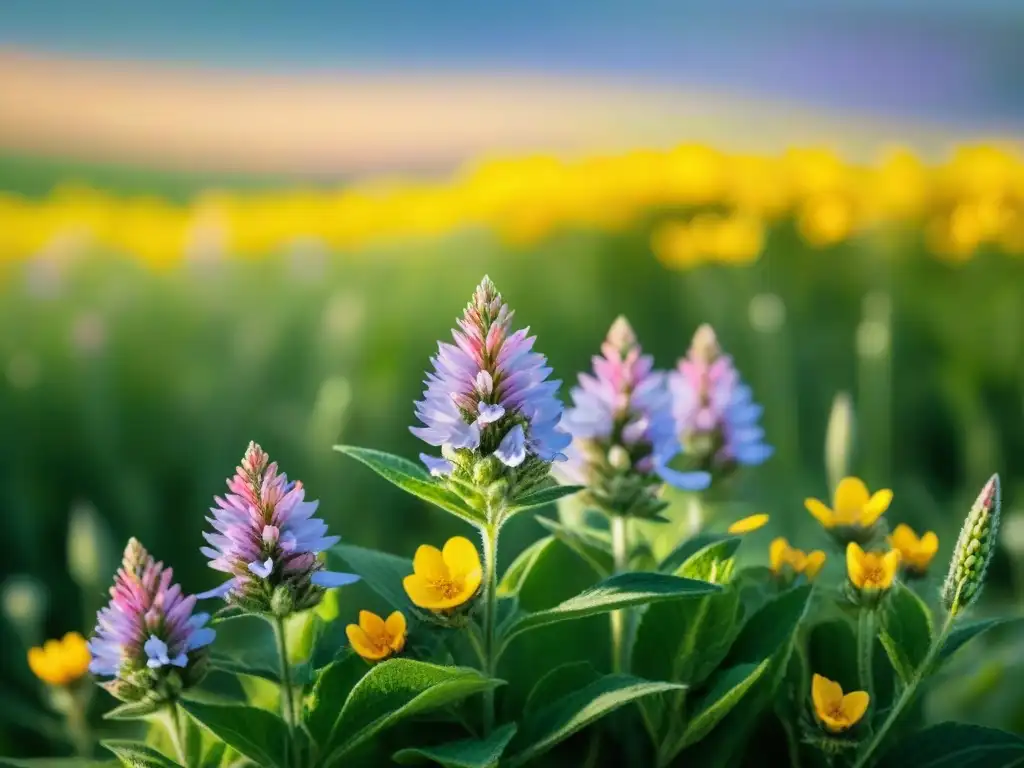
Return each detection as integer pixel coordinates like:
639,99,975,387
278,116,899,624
3,0,1024,757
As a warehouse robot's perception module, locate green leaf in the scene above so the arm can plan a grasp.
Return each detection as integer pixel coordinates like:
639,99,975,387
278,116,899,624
328,542,415,612
876,722,1024,767
100,741,182,768
523,662,601,717
676,660,770,750
505,675,684,768
535,517,613,578
879,582,934,683
497,536,554,597
199,742,226,768
634,586,741,685
103,699,165,720
1,760,118,768
501,571,720,644
323,659,503,764
334,445,483,525
180,700,289,768
305,652,370,750
939,616,1024,665
725,585,813,666
509,484,584,513
392,724,518,768
660,533,740,575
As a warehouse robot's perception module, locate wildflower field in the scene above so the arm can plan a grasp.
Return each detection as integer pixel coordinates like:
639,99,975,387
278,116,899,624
2,143,1024,767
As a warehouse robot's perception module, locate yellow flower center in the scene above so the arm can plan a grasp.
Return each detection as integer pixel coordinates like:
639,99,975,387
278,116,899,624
429,577,462,599
862,564,886,588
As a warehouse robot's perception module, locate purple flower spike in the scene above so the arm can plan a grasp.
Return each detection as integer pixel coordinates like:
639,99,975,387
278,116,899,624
669,325,773,475
558,317,709,517
412,276,571,495
88,538,214,702
199,442,359,615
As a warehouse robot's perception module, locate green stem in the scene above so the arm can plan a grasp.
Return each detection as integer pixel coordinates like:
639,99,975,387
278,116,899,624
164,702,190,767
481,523,500,737
857,607,876,706
66,686,93,758
853,608,956,768
610,513,630,674
273,616,297,767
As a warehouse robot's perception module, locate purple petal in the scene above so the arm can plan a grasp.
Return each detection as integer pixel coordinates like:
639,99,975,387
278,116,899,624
655,463,712,491
196,579,235,600
494,424,527,467
311,571,361,588
476,403,506,425
420,453,454,477
247,558,274,579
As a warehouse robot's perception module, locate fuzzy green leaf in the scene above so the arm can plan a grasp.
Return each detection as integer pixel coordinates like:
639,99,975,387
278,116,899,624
523,662,601,717
535,517,613,578
180,701,289,768
392,723,518,768
334,445,483,525
939,616,1024,665
501,571,719,644
509,484,584,512
305,652,371,751
497,536,554,597
505,675,684,767
676,660,770,750
323,659,503,765
328,542,415,613
103,699,165,721
100,741,182,768
879,582,934,683
2,759,119,768
876,722,1024,767
660,533,741,575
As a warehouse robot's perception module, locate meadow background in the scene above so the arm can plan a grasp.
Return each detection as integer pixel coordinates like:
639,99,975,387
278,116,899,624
3,1,1024,759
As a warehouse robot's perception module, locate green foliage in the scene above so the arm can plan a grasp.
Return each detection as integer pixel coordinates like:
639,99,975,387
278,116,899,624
879,583,934,684
876,722,1024,767
939,616,1024,666
180,701,290,768
534,518,613,578
392,724,518,768
508,486,585,514
328,542,416,614
315,660,502,766
671,660,770,751
504,676,684,768
100,741,181,768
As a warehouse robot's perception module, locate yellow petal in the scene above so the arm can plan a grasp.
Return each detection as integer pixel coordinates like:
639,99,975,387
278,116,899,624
819,712,852,733
812,674,843,715
769,537,790,572
846,542,866,588
804,498,835,528
728,514,769,534
834,477,870,523
804,551,827,580
881,549,902,587
442,536,481,581
888,523,915,551
358,610,387,642
862,489,893,526
412,545,447,581
28,647,53,684
384,611,407,652
346,624,389,661
920,531,939,556
403,574,440,608
841,690,870,726
59,632,91,681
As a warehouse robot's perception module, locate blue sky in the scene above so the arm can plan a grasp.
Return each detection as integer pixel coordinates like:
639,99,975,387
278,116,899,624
2,1,1023,127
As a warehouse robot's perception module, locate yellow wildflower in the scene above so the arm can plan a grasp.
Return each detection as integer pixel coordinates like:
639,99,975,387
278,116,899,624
846,543,900,591
345,610,407,662
888,524,939,576
805,477,892,530
403,536,482,611
769,537,826,581
812,674,869,733
728,514,769,535
27,632,91,686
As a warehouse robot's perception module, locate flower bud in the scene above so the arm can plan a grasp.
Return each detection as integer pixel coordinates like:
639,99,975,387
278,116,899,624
942,474,1001,615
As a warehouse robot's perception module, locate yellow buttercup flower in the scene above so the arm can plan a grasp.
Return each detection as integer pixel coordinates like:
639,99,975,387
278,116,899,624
346,610,407,662
403,536,482,611
728,514,770,534
27,632,91,686
812,674,869,733
805,477,893,530
846,543,901,591
888,524,939,575
769,537,826,580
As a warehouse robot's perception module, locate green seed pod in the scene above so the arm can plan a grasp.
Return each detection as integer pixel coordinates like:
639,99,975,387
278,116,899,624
942,474,1001,616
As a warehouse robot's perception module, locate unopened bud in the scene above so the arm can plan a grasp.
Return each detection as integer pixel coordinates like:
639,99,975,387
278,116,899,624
942,474,1001,615
608,445,632,471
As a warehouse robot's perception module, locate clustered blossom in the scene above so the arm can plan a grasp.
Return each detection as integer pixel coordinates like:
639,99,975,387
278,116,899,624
559,317,710,516
88,539,214,702
198,442,359,615
412,276,571,494
669,324,772,475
